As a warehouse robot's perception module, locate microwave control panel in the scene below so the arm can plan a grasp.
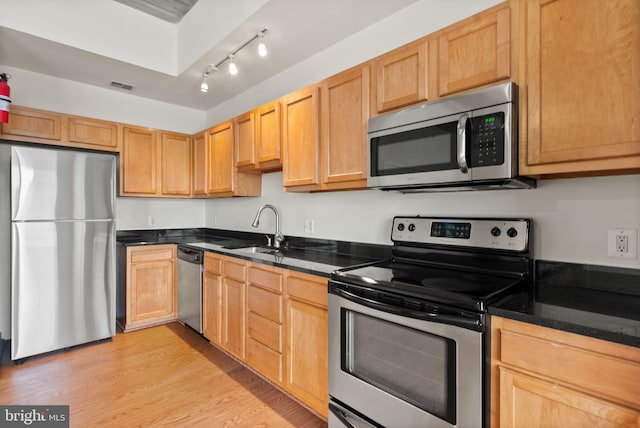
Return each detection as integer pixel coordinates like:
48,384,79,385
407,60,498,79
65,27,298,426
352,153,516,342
469,112,505,167
391,216,529,252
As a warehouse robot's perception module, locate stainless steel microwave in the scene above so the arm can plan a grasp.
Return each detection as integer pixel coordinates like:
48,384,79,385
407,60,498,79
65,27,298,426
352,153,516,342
367,82,535,192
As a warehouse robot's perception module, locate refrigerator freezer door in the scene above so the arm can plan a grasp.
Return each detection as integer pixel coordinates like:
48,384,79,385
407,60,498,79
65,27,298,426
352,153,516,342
11,146,116,221
11,220,116,360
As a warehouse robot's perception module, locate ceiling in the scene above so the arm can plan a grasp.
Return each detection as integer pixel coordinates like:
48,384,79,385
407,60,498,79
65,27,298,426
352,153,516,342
0,0,420,112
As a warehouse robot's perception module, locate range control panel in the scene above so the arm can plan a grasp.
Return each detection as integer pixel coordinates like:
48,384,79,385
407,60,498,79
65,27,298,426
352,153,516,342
391,217,530,252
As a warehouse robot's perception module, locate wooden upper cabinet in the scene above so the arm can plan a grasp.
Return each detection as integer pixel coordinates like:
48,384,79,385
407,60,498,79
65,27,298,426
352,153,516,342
192,131,207,197
161,132,191,197
438,3,510,96
121,126,158,196
207,120,235,195
372,39,432,115
1,105,62,141
282,86,321,189
206,120,261,197
68,116,120,151
256,101,282,171
235,111,256,170
320,64,370,190
521,0,640,176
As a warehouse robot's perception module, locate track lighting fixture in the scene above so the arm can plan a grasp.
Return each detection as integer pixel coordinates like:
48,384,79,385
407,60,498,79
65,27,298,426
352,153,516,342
198,28,268,92
228,54,238,76
257,32,268,57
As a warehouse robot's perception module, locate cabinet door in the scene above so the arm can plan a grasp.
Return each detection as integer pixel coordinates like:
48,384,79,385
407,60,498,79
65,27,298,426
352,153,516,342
222,276,246,359
192,131,207,197
282,86,321,188
68,116,120,151
207,120,235,195
126,245,176,330
202,269,222,344
256,101,282,171
161,132,191,196
438,4,510,96
285,273,328,417
523,0,640,174
499,367,640,428
372,40,430,114
321,65,370,190
235,111,256,170
122,127,158,195
1,105,62,141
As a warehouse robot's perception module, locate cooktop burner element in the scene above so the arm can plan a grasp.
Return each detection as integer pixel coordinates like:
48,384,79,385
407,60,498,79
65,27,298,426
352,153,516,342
331,217,532,313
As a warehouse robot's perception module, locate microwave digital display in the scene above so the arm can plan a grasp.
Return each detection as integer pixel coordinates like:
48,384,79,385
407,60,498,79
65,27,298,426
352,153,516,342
469,112,505,167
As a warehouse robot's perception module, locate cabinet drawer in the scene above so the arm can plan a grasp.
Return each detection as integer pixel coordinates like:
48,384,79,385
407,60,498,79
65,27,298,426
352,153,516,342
129,245,174,263
287,274,328,308
247,337,282,384
223,258,245,281
498,322,640,408
248,285,281,322
204,253,221,274
248,265,283,292
247,312,282,352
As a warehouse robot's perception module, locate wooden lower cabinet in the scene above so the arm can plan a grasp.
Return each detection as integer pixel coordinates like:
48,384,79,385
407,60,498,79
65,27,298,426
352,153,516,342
246,263,284,385
491,316,640,427
122,245,177,332
285,271,328,417
201,255,328,418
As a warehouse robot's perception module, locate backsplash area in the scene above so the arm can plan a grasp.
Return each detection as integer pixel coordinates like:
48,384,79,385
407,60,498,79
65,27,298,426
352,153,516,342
116,172,640,270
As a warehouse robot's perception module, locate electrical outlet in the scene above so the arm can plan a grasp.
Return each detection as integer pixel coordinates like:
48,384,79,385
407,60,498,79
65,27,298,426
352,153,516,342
304,218,315,234
147,216,156,226
608,228,637,259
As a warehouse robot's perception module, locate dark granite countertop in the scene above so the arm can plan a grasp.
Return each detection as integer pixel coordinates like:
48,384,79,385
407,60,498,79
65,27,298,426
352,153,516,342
117,228,391,277
489,260,640,348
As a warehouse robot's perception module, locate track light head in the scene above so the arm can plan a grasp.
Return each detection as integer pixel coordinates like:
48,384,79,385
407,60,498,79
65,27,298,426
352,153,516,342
228,55,238,75
257,32,267,57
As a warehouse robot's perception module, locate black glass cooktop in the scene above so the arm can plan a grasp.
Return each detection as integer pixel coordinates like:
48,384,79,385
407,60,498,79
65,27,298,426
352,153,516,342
332,260,526,312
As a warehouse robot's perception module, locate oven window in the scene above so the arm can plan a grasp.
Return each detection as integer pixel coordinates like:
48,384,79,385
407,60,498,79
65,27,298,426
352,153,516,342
370,122,458,176
341,309,456,424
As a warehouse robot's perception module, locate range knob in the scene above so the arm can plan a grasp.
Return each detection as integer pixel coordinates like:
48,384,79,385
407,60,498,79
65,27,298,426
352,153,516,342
408,223,416,232
490,227,501,237
397,223,405,231
507,227,518,238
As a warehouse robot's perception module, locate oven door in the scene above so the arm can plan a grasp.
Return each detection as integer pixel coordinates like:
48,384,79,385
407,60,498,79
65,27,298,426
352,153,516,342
328,286,483,428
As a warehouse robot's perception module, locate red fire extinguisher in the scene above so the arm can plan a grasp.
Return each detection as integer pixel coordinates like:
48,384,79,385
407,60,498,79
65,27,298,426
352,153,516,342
0,73,11,124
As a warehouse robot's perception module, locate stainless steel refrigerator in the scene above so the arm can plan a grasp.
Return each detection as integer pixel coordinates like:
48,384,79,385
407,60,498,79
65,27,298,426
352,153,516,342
2,145,116,361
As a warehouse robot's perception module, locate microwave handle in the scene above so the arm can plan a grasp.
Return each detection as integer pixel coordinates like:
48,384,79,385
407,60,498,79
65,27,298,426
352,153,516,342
457,113,470,174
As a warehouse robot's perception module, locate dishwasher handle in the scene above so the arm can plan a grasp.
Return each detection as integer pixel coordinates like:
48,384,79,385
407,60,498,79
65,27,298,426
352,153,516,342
177,246,203,264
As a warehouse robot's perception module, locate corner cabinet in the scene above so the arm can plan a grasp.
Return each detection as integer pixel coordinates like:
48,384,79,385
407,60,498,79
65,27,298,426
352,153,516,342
206,120,261,198
490,316,640,427
518,0,640,176
122,245,177,332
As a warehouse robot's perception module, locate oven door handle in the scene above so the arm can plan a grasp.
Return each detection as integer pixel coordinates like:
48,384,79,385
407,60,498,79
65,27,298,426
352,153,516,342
457,113,470,174
331,286,482,331
329,401,378,428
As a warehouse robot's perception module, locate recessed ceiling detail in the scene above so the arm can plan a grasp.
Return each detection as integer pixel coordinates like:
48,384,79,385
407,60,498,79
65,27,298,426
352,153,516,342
113,0,199,23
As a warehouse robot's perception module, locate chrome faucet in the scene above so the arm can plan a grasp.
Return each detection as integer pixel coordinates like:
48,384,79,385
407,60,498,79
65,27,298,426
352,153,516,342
251,204,284,248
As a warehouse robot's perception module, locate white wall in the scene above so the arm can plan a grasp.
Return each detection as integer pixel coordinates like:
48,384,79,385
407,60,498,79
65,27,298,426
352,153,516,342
116,197,206,230
1,65,205,134
206,173,640,269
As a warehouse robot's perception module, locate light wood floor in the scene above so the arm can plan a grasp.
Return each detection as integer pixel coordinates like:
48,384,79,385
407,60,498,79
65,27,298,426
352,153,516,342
0,322,327,427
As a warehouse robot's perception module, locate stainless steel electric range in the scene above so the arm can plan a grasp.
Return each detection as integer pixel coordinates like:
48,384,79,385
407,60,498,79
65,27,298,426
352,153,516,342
328,216,532,428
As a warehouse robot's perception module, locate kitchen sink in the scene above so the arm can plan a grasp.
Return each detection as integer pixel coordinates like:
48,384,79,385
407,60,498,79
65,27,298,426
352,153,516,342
229,245,282,255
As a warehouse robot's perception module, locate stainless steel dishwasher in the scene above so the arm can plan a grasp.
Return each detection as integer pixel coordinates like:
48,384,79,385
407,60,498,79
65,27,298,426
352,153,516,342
177,246,203,334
